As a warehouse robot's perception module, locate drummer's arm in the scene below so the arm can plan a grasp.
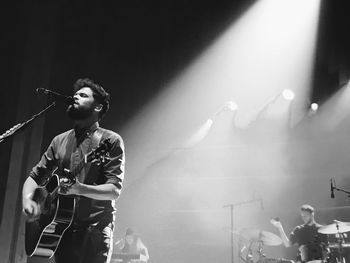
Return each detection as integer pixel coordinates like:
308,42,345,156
277,225,292,247
271,220,292,247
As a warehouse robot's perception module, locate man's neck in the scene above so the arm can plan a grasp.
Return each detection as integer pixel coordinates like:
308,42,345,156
74,117,98,130
306,219,316,226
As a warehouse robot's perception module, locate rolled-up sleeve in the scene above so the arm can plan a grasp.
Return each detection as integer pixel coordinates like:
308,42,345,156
30,137,59,186
102,133,125,190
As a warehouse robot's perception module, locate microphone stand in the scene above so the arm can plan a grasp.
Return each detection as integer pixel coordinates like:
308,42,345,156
0,101,56,143
223,198,263,263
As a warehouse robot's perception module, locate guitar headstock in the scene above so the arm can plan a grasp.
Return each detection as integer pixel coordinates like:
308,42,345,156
86,138,113,165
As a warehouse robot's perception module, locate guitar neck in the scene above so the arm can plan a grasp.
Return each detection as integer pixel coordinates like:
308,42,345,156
70,156,87,178
69,138,111,179
56,138,111,184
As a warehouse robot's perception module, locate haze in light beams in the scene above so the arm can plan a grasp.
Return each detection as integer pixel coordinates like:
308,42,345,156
117,1,322,262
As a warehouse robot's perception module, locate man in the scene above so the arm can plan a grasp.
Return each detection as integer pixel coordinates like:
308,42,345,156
22,78,125,263
271,204,328,263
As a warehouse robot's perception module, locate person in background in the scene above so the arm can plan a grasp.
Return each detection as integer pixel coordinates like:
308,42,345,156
114,228,149,263
271,204,328,263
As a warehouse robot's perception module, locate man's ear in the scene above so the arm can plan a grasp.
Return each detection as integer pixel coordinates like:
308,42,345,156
94,104,103,113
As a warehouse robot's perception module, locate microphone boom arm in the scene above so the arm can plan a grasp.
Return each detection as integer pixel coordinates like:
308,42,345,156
330,178,350,197
0,101,56,143
333,185,350,197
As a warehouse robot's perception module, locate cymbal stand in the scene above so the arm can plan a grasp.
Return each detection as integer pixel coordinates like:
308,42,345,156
223,198,263,263
334,223,346,263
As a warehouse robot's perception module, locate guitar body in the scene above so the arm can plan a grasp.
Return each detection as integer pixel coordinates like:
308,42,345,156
25,173,76,258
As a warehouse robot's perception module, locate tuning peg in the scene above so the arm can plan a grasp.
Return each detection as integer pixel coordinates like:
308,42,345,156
101,156,111,163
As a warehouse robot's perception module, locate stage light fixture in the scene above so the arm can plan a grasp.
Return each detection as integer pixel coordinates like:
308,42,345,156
227,101,238,111
282,89,295,101
310,102,318,111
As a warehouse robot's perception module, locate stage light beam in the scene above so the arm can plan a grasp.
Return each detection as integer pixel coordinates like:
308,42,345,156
118,0,322,262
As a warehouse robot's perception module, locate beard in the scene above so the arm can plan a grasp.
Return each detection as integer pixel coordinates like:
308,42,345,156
66,104,95,120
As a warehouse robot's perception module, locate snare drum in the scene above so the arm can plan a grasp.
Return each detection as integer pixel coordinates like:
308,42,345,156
299,243,328,263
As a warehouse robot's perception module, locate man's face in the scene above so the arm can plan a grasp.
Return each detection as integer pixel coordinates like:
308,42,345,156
125,235,134,245
67,87,97,120
300,210,313,224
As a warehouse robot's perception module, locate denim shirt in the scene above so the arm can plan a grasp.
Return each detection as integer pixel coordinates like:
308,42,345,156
30,122,125,225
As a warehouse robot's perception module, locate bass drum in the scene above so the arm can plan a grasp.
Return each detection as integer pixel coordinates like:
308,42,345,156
257,258,294,263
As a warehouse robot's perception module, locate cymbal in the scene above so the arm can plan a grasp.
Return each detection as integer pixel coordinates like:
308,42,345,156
318,220,350,234
239,228,282,246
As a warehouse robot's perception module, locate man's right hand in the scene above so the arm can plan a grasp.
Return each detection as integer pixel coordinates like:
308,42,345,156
22,198,41,221
270,218,283,229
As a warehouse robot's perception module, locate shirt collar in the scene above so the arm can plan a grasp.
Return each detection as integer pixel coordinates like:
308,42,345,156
74,122,99,139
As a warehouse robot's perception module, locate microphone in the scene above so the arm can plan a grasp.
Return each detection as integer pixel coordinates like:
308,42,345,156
330,178,335,199
36,88,74,104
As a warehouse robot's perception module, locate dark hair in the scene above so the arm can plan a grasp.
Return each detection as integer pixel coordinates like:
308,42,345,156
300,204,314,214
73,78,110,119
125,228,135,236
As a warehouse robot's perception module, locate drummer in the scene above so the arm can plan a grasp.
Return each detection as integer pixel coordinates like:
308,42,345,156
271,204,328,262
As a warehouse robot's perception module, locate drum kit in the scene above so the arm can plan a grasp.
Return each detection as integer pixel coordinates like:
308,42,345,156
235,220,350,263
317,220,350,263
235,228,291,263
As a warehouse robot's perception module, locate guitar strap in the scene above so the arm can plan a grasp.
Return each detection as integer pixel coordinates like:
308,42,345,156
92,128,104,149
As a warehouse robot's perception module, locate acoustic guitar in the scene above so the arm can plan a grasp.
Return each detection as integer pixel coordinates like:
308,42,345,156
25,139,112,258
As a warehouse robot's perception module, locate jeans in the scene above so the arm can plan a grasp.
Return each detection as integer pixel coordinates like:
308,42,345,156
54,221,113,263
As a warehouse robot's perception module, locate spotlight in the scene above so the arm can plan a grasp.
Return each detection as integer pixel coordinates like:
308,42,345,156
282,89,295,101
310,102,318,111
226,101,238,111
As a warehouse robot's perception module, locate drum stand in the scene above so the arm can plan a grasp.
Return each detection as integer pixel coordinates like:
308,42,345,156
257,241,266,262
255,239,267,263
245,241,255,263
